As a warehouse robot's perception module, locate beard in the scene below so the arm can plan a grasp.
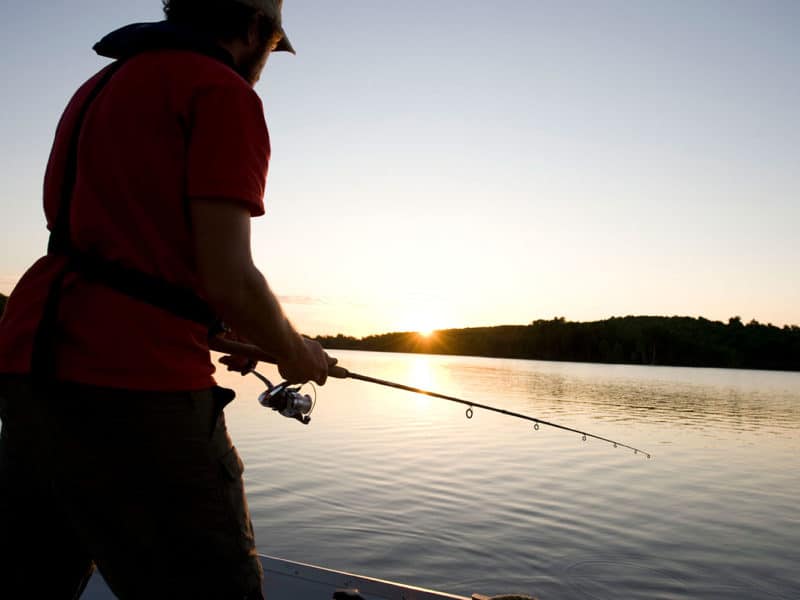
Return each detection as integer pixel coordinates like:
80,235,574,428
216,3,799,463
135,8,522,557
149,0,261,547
237,39,271,85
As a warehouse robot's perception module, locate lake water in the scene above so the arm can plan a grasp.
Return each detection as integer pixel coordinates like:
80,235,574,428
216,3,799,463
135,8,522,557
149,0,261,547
216,350,799,599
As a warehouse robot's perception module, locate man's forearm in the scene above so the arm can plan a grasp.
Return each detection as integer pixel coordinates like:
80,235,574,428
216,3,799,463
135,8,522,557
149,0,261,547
210,264,302,362
189,198,326,381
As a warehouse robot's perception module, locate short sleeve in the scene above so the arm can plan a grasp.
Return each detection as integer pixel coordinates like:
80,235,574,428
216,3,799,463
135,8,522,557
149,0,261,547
186,83,269,216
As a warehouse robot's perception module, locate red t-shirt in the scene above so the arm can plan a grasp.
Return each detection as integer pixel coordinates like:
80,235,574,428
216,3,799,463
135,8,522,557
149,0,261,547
0,50,269,390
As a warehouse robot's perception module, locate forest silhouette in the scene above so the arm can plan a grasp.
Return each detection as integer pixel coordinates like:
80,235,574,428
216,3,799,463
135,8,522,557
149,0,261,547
316,315,800,372
1,294,797,371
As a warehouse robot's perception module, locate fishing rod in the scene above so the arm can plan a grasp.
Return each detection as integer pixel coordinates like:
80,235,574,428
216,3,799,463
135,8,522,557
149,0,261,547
215,337,652,459
326,366,650,458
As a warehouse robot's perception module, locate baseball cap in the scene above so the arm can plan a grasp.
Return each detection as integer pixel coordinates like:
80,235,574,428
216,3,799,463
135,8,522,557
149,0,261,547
235,0,295,54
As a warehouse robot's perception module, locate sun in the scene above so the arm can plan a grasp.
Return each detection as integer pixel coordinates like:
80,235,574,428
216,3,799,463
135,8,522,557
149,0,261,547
396,311,441,339
413,317,439,338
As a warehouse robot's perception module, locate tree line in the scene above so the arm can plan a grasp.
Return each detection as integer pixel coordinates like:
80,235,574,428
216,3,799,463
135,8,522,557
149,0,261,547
316,316,800,372
1,294,797,371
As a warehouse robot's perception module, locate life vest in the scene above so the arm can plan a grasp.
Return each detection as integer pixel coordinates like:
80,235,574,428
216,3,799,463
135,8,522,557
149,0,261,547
31,24,233,382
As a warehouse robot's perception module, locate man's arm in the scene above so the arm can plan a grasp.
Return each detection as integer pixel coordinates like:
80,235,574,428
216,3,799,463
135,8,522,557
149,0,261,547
190,197,330,384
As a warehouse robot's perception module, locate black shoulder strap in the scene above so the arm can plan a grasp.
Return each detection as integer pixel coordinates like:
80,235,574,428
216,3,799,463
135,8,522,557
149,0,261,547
48,60,127,255
32,59,220,383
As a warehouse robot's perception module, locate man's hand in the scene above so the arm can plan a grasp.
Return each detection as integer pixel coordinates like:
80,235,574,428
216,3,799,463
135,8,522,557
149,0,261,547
278,337,337,386
219,354,257,374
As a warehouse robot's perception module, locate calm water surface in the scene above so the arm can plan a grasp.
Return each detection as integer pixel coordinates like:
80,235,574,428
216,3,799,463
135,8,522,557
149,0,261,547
216,351,800,599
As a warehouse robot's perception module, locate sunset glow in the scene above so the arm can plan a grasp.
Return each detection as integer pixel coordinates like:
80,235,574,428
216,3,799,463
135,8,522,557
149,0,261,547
390,310,443,339
0,2,798,337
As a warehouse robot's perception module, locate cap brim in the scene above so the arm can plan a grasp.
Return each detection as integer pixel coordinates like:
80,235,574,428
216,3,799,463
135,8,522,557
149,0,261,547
274,28,295,54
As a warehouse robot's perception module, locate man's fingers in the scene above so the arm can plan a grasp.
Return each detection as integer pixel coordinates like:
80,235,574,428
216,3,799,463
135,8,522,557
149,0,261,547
277,339,333,386
219,354,257,374
315,349,330,386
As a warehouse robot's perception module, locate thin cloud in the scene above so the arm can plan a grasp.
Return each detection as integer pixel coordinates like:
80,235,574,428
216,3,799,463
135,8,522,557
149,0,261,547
278,295,328,306
279,295,372,308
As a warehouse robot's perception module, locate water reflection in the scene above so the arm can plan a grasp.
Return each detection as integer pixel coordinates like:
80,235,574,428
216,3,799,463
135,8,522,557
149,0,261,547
427,356,800,436
216,351,800,600
406,354,437,391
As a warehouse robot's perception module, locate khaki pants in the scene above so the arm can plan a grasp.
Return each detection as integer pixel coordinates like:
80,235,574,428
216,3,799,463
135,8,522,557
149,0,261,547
0,375,263,599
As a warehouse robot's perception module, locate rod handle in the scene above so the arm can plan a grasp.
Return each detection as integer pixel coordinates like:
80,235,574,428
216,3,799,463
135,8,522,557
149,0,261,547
328,365,350,379
209,336,277,362
210,336,350,379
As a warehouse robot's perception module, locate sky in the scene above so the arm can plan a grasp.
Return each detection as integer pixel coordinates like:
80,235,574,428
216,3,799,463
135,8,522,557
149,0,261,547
1,1,798,336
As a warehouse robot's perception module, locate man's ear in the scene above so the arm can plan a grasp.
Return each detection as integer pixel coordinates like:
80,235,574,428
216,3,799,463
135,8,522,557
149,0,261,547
246,14,261,47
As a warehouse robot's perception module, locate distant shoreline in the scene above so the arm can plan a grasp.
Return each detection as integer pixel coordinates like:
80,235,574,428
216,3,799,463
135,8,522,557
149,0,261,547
315,316,800,373
2,294,797,372
317,346,800,375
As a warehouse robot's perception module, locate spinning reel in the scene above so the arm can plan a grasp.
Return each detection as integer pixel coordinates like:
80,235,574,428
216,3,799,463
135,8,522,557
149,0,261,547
250,370,315,425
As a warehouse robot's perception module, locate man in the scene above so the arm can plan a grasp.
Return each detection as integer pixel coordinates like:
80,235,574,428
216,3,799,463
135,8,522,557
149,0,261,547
0,1,332,597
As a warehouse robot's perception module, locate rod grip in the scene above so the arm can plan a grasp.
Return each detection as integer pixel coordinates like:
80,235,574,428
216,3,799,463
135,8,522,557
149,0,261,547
209,337,278,363
209,336,349,379
328,365,350,379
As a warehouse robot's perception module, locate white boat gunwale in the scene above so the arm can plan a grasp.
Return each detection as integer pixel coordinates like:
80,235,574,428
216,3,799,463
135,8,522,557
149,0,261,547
81,553,472,600
262,554,471,600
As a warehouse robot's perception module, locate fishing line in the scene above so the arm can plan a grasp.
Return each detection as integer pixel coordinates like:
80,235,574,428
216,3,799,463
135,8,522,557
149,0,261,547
330,366,651,459
247,359,651,458
213,339,650,457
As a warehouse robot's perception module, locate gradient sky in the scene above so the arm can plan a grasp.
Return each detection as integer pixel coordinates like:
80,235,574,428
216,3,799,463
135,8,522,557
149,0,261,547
1,1,798,336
